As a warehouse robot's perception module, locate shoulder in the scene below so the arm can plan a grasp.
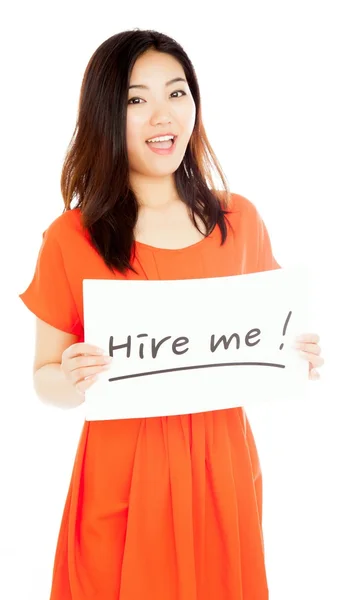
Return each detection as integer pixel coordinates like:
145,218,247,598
41,208,86,256
37,208,87,268
226,192,258,216
43,207,83,239
221,192,261,231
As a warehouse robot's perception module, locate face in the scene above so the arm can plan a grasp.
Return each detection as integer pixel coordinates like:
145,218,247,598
126,50,196,179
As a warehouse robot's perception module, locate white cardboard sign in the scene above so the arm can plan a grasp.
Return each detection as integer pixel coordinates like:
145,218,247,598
83,267,310,421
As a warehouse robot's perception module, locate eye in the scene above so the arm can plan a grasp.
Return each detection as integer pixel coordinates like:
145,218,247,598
128,90,187,105
128,97,145,105
170,90,187,98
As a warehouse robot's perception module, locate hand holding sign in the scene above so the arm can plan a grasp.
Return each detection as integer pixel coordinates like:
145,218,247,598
60,342,112,395
83,266,310,421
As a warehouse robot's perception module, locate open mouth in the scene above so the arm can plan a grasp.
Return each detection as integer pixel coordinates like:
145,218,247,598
145,135,177,148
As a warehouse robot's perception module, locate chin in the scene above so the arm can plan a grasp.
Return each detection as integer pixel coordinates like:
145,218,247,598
143,158,185,177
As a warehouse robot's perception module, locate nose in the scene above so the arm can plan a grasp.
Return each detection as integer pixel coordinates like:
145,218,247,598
150,103,172,127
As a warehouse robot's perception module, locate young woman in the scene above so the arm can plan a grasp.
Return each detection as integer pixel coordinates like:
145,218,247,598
20,29,324,600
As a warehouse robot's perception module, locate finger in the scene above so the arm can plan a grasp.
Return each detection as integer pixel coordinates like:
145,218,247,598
63,343,105,359
296,333,320,344
298,342,321,355
70,354,112,371
75,374,98,394
299,351,325,367
72,364,112,384
309,368,320,380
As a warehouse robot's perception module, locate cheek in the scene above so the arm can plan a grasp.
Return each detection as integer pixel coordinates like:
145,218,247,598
178,100,196,136
126,115,144,158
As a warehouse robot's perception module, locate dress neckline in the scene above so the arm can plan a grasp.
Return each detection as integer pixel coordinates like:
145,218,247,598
134,231,214,254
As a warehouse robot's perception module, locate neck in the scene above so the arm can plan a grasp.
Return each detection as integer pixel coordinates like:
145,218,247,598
129,172,180,208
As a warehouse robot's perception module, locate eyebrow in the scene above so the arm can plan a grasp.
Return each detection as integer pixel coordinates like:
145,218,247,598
128,77,187,90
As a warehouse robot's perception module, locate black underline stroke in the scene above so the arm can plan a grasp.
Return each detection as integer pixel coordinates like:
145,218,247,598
108,362,285,382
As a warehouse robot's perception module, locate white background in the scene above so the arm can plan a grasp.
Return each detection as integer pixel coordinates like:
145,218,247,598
2,1,351,598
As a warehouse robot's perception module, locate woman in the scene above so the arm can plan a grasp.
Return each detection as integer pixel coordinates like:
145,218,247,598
19,29,324,600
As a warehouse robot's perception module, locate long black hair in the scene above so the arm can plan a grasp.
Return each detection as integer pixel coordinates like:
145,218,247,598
60,29,231,273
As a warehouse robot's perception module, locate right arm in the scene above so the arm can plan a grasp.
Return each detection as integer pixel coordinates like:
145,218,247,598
19,217,111,408
33,318,111,409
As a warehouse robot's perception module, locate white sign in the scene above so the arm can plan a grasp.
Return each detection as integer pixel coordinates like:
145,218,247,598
83,267,310,421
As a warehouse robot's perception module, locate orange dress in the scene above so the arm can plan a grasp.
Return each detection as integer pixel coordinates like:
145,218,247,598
19,193,280,600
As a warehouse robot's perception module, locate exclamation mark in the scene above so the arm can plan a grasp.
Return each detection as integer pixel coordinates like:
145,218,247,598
279,311,292,350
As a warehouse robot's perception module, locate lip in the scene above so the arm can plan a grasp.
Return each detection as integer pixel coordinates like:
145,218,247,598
145,132,177,142
145,134,178,156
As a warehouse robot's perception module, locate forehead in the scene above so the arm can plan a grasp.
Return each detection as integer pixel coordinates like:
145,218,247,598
130,50,185,82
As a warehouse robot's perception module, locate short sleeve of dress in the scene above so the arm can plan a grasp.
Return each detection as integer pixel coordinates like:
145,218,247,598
19,222,81,335
256,212,281,272
231,194,282,273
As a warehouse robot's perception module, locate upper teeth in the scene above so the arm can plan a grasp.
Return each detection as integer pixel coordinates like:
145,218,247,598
147,135,174,143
